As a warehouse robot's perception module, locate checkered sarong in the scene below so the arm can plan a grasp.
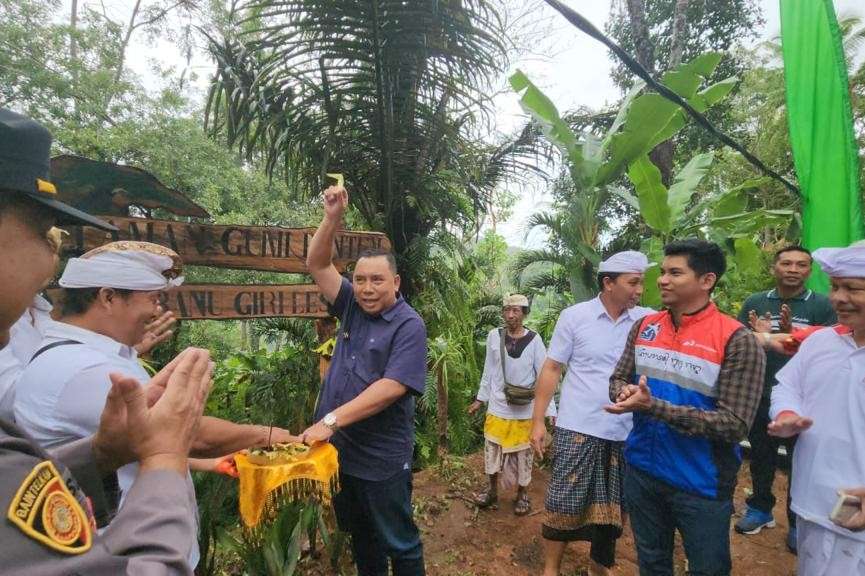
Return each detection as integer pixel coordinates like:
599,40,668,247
543,428,624,541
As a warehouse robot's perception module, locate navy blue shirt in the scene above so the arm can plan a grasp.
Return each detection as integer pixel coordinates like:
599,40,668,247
315,278,427,480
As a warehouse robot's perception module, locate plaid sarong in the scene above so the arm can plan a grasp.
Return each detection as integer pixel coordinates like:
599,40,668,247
543,428,624,541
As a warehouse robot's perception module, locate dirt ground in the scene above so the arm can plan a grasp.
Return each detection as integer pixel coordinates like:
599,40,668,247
414,452,797,576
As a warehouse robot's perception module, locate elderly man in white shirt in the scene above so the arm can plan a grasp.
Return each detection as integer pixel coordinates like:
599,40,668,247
769,243,865,576
468,294,555,516
15,240,298,570
531,251,654,576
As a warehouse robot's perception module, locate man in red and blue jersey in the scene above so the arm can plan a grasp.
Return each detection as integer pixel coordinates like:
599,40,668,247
606,239,765,576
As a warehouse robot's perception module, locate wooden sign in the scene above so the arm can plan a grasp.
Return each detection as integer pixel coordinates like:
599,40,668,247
61,216,390,274
47,284,331,320
161,284,329,320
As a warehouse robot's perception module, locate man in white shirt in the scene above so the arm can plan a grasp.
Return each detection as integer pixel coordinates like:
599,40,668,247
531,251,654,576
468,294,555,516
0,227,176,421
15,240,298,569
769,243,865,575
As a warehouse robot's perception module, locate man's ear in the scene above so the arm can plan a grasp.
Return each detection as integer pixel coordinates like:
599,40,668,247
393,274,401,292
700,272,718,292
98,287,120,310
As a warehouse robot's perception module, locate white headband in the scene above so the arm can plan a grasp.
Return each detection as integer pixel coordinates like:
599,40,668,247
813,245,865,278
59,250,184,291
598,250,653,273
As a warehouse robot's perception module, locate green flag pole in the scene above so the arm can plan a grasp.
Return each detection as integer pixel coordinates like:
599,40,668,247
781,0,863,292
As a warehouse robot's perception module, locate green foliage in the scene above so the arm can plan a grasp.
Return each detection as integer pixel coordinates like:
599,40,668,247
213,500,348,576
193,343,326,574
204,0,543,298
413,233,508,464
604,0,764,154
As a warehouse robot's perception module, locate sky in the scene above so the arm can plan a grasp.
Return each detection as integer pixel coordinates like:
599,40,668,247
67,0,864,247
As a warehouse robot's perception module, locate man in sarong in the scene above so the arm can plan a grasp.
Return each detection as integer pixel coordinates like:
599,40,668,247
530,251,653,576
468,294,555,516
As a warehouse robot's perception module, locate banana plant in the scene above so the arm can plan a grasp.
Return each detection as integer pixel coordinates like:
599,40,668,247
509,52,738,304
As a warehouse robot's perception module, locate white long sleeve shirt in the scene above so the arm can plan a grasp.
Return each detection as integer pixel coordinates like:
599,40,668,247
15,320,201,565
771,325,865,543
476,328,556,420
0,295,54,421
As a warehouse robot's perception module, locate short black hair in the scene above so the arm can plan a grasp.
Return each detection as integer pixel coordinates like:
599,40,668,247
60,287,133,316
597,271,623,290
357,248,397,274
663,238,726,292
774,245,812,262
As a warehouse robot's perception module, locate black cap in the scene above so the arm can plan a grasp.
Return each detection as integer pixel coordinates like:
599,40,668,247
0,108,116,231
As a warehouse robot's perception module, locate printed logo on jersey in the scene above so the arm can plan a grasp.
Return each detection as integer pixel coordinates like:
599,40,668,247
639,322,661,342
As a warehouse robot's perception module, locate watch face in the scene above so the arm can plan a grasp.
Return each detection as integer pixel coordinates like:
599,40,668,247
324,414,336,426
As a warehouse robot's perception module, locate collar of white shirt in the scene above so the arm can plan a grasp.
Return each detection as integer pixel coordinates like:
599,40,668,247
591,294,638,323
43,321,138,361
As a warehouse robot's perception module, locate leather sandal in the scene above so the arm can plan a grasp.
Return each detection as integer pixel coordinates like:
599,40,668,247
473,489,498,509
514,493,531,516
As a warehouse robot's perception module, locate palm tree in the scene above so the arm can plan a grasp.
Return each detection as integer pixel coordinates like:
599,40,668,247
204,0,542,299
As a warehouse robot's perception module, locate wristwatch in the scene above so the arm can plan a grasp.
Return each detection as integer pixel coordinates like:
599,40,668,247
322,412,339,431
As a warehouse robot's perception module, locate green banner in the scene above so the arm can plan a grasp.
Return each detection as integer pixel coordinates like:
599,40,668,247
781,0,863,292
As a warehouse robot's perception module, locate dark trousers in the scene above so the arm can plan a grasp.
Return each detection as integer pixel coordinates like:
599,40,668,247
333,470,425,576
746,395,796,526
624,466,734,576
542,524,618,568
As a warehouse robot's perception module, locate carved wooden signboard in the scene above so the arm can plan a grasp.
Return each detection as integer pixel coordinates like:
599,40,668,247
61,216,391,274
161,284,328,320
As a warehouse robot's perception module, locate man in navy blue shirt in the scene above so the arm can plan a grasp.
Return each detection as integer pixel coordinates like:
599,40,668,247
302,184,427,576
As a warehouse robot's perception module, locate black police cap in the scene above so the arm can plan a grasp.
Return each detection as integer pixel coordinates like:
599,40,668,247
0,108,116,231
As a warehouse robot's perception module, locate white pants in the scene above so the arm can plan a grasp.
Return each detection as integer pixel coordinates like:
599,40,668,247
483,440,532,490
798,518,865,576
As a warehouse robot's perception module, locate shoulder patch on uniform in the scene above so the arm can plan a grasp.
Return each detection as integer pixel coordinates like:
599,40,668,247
6,460,92,554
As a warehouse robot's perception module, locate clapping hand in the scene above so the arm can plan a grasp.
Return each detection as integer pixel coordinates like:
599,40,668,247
779,303,793,334
93,347,213,475
605,375,653,414
748,310,773,333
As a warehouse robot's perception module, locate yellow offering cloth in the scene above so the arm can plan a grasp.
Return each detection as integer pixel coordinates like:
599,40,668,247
483,413,532,453
235,443,339,529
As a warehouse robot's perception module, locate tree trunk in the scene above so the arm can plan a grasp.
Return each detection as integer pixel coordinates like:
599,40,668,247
70,0,79,114
649,0,690,185
436,366,448,457
668,0,690,69
625,0,655,73
113,0,142,88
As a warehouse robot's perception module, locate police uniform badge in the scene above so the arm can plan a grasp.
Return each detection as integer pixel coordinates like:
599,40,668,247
7,460,93,554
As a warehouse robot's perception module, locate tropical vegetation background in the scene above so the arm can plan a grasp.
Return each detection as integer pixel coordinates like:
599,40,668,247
2,0,864,573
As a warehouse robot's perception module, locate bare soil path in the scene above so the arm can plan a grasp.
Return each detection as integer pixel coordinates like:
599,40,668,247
414,453,796,576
